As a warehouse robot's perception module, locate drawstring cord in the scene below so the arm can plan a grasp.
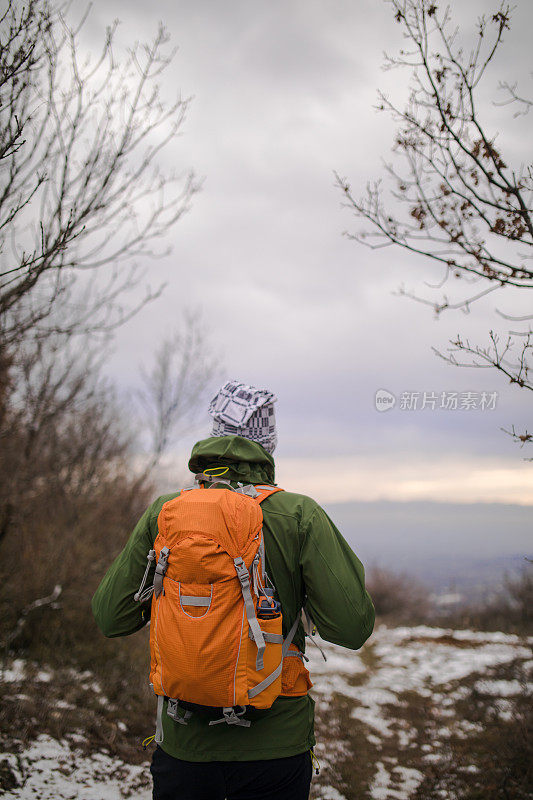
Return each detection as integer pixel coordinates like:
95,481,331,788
134,549,156,603
310,749,321,775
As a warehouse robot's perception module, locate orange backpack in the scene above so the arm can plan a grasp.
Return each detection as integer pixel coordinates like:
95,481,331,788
134,475,312,738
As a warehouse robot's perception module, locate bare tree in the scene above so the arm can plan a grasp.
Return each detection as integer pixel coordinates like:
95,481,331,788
0,311,220,545
337,0,532,444
0,0,199,344
137,311,221,478
0,330,126,543
0,4,223,669
0,315,220,654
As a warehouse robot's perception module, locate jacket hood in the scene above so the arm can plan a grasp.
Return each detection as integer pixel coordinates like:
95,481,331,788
188,435,276,485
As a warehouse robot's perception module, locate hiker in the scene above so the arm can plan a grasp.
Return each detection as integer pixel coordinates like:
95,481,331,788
92,380,375,800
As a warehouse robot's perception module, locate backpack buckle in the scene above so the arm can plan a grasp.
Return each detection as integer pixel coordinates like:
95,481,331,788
153,547,170,598
167,699,192,725
234,557,250,587
236,484,259,498
208,706,251,728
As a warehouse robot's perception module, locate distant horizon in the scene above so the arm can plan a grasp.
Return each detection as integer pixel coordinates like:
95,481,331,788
321,497,531,597
324,497,533,508
148,445,533,507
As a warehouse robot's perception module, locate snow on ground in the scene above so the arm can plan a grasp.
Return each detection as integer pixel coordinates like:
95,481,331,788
313,787,349,800
369,762,424,800
308,624,532,744
2,735,151,800
474,678,533,696
1,625,531,799
308,624,532,799
1,660,27,683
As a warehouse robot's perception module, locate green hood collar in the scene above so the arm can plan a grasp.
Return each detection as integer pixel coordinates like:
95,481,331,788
188,436,276,485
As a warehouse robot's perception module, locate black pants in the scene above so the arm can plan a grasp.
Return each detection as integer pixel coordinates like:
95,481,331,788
150,746,312,800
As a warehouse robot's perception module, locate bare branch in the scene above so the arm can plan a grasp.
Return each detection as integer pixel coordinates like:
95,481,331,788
135,311,222,479
0,2,199,343
433,330,533,392
339,0,532,451
501,424,533,446
339,1,533,315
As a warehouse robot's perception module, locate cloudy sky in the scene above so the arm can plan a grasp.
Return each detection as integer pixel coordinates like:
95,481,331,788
78,0,533,505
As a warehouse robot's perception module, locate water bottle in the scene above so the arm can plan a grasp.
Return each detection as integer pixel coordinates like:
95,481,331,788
256,587,281,619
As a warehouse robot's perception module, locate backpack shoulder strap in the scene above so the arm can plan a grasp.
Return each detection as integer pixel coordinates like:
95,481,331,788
249,485,283,600
253,485,284,504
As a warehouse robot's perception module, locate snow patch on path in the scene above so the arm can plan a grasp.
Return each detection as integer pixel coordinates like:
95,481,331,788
3,735,151,800
308,625,531,736
369,761,424,799
308,625,532,799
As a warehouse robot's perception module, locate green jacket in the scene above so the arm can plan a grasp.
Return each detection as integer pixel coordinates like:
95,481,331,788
92,436,375,761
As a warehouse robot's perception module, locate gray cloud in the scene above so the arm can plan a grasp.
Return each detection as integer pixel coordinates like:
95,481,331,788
74,0,533,494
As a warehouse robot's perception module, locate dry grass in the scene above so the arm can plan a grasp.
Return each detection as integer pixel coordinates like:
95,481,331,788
366,566,432,624
0,643,155,767
414,667,532,799
309,636,532,800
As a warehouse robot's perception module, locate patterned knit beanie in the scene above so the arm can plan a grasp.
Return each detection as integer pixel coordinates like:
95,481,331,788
208,380,277,454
